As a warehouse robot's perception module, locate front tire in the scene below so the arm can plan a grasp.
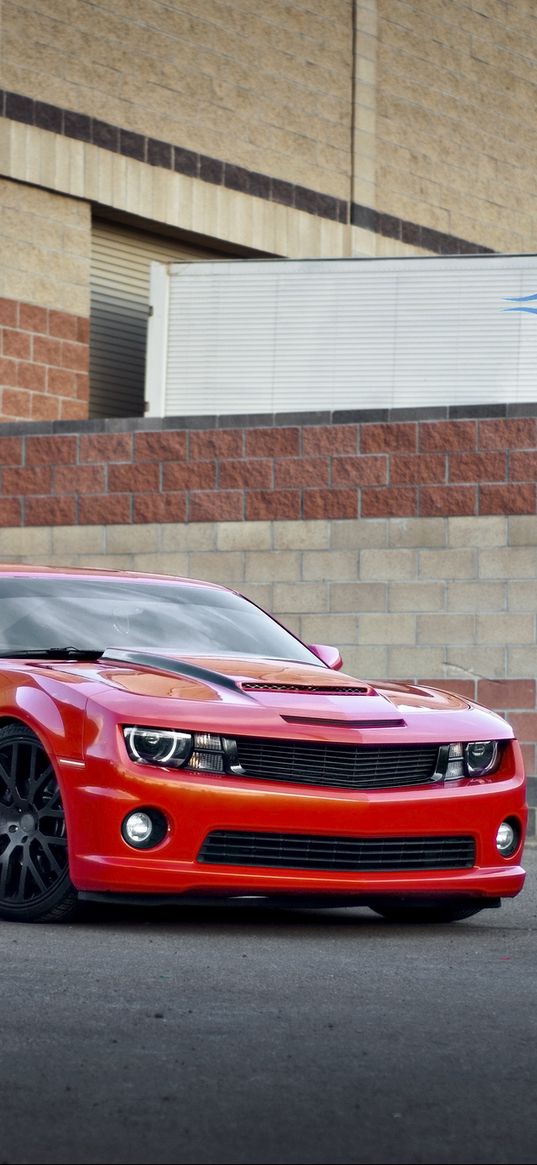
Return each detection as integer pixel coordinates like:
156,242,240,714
0,723,77,922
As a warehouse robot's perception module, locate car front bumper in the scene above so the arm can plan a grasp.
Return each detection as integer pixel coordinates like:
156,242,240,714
63,749,527,901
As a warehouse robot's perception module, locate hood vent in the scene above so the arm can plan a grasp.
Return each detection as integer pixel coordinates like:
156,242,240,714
241,683,370,694
281,715,405,728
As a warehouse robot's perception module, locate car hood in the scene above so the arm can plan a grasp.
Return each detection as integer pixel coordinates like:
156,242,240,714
21,650,511,743
90,651,469,717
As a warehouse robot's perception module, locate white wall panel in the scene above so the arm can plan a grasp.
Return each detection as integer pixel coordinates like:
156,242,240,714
147,254,537,417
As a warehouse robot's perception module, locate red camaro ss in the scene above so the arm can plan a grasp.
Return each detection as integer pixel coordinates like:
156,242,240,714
0,565,526,924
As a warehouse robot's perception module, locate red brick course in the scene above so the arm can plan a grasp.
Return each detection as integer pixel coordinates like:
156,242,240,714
361,422,417,453
303,488,357,519
0,297,89,422
420,485,477,516
164,462,217,491
133,492,186,523
419,420,476,451
362,486,417,517
332,454,387,485
479,483,536,515
80,434,133,463
0,413,536,525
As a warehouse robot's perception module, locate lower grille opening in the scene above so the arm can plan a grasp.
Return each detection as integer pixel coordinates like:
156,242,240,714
198,831,476,871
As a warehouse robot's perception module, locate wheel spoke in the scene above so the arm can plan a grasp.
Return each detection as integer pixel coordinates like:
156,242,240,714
0,852,9,897
0,757,19,806
28,742,37,788
0,758,13,794
23,850,47,895
30,761,55,803
38,840,63,877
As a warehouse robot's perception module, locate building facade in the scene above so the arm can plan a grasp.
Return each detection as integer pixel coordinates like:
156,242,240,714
0,2,536,831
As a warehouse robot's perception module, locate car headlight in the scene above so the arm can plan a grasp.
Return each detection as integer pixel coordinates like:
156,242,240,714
123,727,232,773
443,740,500,780
464,740,499,776
123,727,193,767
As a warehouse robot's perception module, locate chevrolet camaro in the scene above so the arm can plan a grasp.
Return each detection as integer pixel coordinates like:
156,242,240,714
0,565,526,924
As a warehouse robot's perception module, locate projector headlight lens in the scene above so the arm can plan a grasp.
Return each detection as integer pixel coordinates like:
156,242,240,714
465,740,499,776
123,727,230,773
124,727,193,767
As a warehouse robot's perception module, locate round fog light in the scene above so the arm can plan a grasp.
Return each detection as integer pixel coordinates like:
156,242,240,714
122,808,168,850
496,820,518,857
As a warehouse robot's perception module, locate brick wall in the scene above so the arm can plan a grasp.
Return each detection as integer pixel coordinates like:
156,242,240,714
0,297,89,422
0,415,534,524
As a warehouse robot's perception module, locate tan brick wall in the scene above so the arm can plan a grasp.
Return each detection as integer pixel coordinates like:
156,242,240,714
0,120,349,260
1,0,354,200
354,0,537,253
1,513,536,684
0,179,91,317
3,1,537,260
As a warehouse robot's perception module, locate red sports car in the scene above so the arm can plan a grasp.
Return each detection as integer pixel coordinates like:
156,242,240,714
0,565,526,924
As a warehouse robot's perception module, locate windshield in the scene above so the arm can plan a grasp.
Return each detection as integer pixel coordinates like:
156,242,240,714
0,577,318,664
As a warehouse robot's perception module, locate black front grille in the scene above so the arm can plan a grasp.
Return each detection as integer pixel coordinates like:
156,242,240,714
198,831,476,871
234,738,439,790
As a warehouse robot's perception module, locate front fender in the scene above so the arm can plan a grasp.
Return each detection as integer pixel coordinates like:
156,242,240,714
0,671,87,760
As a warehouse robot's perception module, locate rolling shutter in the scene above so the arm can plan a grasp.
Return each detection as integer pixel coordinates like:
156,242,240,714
89,221,220,418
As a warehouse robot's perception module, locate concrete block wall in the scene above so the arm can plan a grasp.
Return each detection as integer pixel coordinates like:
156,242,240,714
354,0,537,254
0,180,90,421
3,0,537,277
2,0,353,201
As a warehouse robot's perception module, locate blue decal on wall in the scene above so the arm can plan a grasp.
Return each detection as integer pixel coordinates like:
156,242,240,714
503,292,537,314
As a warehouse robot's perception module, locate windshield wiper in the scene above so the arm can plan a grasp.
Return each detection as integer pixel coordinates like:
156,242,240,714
0,647,104,660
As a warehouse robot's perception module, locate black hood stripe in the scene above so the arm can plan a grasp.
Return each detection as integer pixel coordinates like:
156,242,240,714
100,649,243,693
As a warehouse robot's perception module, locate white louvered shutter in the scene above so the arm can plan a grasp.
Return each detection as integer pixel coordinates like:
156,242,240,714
89,221,220,418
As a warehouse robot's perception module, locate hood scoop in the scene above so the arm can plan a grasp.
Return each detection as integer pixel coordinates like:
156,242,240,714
241,682,370,694
281,715,405,728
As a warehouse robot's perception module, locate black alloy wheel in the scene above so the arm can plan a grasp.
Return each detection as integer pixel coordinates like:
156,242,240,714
0,723,77,922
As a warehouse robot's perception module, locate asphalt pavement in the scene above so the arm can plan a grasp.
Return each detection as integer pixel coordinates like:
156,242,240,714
1,850,537,1165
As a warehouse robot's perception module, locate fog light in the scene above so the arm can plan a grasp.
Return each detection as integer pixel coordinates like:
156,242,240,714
496,820,518,857
122,808,168,849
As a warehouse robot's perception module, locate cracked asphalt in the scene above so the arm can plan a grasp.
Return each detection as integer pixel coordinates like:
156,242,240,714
1,849,536,1165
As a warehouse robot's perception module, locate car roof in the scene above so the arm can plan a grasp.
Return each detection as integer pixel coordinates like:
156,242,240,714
0,563,226,589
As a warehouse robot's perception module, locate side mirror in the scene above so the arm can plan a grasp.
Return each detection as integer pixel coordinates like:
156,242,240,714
308,644,343,671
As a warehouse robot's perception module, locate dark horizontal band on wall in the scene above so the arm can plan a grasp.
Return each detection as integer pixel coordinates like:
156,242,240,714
0,401,535,438
0,88,346,224
2,87,492,256
351,204,494,257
